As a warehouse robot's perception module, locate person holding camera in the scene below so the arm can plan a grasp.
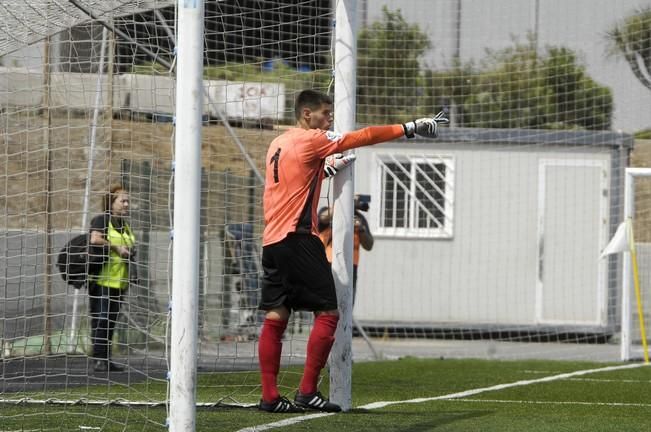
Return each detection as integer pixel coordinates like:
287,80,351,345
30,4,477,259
318,195,374,303
88,184,136,372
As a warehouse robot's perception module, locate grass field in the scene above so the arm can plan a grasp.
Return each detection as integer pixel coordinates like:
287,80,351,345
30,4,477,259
1,357,650,431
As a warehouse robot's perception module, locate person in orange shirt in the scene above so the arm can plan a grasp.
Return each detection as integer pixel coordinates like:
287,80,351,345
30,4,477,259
318,197,374,305
257,89,448,413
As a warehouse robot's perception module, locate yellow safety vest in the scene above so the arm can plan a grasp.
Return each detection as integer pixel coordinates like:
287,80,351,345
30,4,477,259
94,221,135,289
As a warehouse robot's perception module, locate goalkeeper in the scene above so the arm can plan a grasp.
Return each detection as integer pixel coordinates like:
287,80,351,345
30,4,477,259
258,89,448,413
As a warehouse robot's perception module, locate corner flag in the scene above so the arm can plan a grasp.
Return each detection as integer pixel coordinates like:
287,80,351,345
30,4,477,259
601,218,649,363
600,221,629,259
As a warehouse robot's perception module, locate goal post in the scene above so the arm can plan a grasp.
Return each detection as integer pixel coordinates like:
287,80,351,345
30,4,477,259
620,168,651,362
169,0,204,430
330,0,357,412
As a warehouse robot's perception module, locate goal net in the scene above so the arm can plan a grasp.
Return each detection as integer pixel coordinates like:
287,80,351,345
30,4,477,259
344,0,647,363
1,0,332,429
1,0,650,430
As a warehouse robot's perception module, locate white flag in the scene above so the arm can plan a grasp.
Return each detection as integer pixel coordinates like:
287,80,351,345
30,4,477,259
600,221,629,258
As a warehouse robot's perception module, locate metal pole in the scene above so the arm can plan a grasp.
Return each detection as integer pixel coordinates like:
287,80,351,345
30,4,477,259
81,27,109,231
450,0,462,127
534,0,540,55
169,0,204,430
454,0,461,61
68,26,109,354
43,33,53,356
330,0,357,412
621,170,634,361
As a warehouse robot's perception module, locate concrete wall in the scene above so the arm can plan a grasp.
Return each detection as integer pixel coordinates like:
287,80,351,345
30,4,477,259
0,67,286,121
0,229,230,348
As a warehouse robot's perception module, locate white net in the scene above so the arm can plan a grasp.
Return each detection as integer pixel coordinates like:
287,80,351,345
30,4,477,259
1,0,651,430
341,0,649,362
0,1,174,58
0,0,333,429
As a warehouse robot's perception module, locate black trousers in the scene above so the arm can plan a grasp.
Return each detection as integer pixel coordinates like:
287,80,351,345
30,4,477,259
260,234,337,312
88,282,123,360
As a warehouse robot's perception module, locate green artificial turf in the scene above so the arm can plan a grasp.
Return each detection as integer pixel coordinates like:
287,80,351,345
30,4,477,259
1,358,649,431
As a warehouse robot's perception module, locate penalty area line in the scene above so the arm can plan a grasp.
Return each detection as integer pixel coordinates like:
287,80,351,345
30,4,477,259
358,362,648,410
236,362,648,432
450,398,651,408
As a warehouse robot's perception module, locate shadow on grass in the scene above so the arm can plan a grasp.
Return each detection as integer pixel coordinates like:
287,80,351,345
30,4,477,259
324,408,492,431
191,405,492,432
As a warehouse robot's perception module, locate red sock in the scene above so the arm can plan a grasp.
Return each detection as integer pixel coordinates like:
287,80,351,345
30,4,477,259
258,318,288,403
299,314,339,395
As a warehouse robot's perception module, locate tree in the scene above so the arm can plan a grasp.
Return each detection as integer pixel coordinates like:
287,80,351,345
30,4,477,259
542,47,612,130
462,36,553,129
357,6,430,125
357,10,612,130
427,37,612,130
606,7,651,91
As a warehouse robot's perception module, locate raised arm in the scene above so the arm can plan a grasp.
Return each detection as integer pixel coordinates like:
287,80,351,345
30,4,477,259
312,111,450,159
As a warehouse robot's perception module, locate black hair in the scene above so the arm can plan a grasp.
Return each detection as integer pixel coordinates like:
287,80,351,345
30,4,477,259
294,89,332,120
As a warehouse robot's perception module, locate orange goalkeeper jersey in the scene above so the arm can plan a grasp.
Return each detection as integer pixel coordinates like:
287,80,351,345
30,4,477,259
262,124,404,246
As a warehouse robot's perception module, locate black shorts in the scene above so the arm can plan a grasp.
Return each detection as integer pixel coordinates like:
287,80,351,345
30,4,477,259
259,233,337,312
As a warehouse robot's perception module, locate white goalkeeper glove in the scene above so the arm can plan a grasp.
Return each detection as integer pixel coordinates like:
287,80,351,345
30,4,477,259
402,110,450,139
324,153,357,177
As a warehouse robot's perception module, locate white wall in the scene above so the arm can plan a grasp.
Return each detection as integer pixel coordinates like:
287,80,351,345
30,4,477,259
0,68,285,121
352,140,613,327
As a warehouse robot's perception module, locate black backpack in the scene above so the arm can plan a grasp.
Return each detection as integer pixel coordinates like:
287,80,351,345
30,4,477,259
57,234,109,288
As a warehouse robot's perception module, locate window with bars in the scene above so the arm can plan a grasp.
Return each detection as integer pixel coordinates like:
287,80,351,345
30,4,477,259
377,155,454,237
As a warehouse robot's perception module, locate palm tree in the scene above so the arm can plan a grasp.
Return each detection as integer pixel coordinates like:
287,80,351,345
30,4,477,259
606,7,651,91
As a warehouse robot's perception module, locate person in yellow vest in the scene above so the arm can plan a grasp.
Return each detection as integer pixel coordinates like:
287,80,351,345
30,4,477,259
317,197,374,305
88,185,136,372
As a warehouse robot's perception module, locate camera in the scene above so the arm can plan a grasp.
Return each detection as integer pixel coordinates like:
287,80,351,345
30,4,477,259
355,194,371,212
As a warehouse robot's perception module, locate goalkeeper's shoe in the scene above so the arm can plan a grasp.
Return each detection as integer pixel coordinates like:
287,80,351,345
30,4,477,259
294,391,342,412
258,396,305,413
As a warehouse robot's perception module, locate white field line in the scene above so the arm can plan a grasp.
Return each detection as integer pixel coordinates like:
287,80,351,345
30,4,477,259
358,363,648,410
523,373,651,384
236,412,334,432
451,398,651,407
236,362,648,432
566,378,651,383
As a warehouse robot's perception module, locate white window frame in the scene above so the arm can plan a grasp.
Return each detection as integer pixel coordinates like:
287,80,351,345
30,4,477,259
373,153,455,238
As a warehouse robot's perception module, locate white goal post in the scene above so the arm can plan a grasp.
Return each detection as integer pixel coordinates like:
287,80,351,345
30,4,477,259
169,0,204,430
620,168,651,362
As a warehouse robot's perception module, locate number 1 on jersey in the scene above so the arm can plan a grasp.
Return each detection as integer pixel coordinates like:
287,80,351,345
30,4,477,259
270,148,281,183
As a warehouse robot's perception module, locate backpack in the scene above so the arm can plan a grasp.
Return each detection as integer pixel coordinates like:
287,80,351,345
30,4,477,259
57,234,109,288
